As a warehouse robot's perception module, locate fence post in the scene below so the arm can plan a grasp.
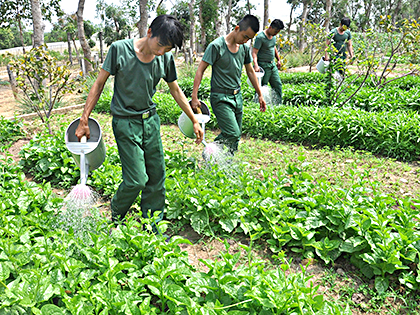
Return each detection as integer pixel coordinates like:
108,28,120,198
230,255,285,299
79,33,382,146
7,65,18,99
79,57,86,77
94,53,99,70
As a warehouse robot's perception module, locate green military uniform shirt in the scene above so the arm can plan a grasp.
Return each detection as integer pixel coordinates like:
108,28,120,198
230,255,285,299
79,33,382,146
329,28,352,59
253,31,276,63
202,36,252,91
102,38,177,116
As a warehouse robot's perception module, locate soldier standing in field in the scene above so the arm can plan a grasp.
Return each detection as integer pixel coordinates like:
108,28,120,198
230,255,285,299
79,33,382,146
324,17,355,78
191,14,266,155
252,19,285,105
75,15,203,229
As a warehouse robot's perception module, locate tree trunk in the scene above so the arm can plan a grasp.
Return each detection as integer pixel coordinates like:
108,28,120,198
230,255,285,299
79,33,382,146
189,0,195,52
199,1,206,52
298,0,310,52
77,0,93,73
263,0,269,29
30,0,44,47
361,0,373,31
391,0,403,25
215,0,222,37
287,3,297,41
183,42,189,64
18,19,26,53
67,32,73,65
247,0,251,14
137,0,148,38
99,31,104,63
225,0,232,34
323,0,332,32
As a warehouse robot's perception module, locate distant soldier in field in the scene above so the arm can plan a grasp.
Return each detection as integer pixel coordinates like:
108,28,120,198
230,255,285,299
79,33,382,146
252,19,285,105
324,17,355,77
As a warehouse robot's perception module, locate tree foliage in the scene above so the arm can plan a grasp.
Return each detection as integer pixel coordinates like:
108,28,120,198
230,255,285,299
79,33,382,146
0,24,31,49
0,0,62,27
96,2,134,46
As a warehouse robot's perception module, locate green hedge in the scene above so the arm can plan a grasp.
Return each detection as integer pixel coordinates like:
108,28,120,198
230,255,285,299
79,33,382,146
242,105,420,161
279,71,420,90
282,83,420,111
279,72,325,84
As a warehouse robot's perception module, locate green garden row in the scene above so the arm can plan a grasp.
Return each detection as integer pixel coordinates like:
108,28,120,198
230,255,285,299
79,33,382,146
282,83,420,112
152,93,420,161
0,145,347,314
277,72,420,90
10,120,420,295
174,73,420,111
91,73,420,115
175,72,420,93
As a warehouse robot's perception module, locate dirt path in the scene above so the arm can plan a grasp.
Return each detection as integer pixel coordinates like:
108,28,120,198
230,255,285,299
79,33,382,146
0,87,16,118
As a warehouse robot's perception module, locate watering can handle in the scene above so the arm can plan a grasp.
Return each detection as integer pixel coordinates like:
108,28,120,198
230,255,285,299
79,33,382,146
195,106,202,114
81,136,87,143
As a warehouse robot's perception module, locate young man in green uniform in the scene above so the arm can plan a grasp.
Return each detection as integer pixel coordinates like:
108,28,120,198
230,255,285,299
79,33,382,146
252,19,285,105
75,15,203,225
324,17,354,76
191,15,266,155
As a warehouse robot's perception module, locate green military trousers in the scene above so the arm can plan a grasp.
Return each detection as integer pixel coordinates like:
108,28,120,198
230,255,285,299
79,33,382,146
259,61,282,105
111,113,165,223
210,91,243,154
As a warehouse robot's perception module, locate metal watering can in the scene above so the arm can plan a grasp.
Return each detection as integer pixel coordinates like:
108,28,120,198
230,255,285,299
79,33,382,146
247,67,265,88
178,100,211,146
316,57,330,74
65,117,106,185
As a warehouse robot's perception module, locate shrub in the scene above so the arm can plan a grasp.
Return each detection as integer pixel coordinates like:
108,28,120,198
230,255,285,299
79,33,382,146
0,117,25,148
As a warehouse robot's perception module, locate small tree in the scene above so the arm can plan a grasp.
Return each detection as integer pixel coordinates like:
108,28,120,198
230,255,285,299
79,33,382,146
9,44,79,134
302,21,327,72
323,17,420,108
369,16,420,88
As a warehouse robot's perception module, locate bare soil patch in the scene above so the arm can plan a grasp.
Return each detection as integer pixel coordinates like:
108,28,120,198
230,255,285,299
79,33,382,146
0,85,18,118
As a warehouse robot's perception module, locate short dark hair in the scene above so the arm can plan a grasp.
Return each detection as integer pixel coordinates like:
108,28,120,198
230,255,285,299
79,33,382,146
271,19,285,31
149,14,184,49
341,17,351,27
238,14,260,33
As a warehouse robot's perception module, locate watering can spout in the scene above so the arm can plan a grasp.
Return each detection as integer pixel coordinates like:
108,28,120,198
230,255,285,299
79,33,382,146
79,136,89,185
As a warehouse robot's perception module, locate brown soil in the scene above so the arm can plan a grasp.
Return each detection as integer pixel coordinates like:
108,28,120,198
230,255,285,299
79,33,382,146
0,84,18,118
